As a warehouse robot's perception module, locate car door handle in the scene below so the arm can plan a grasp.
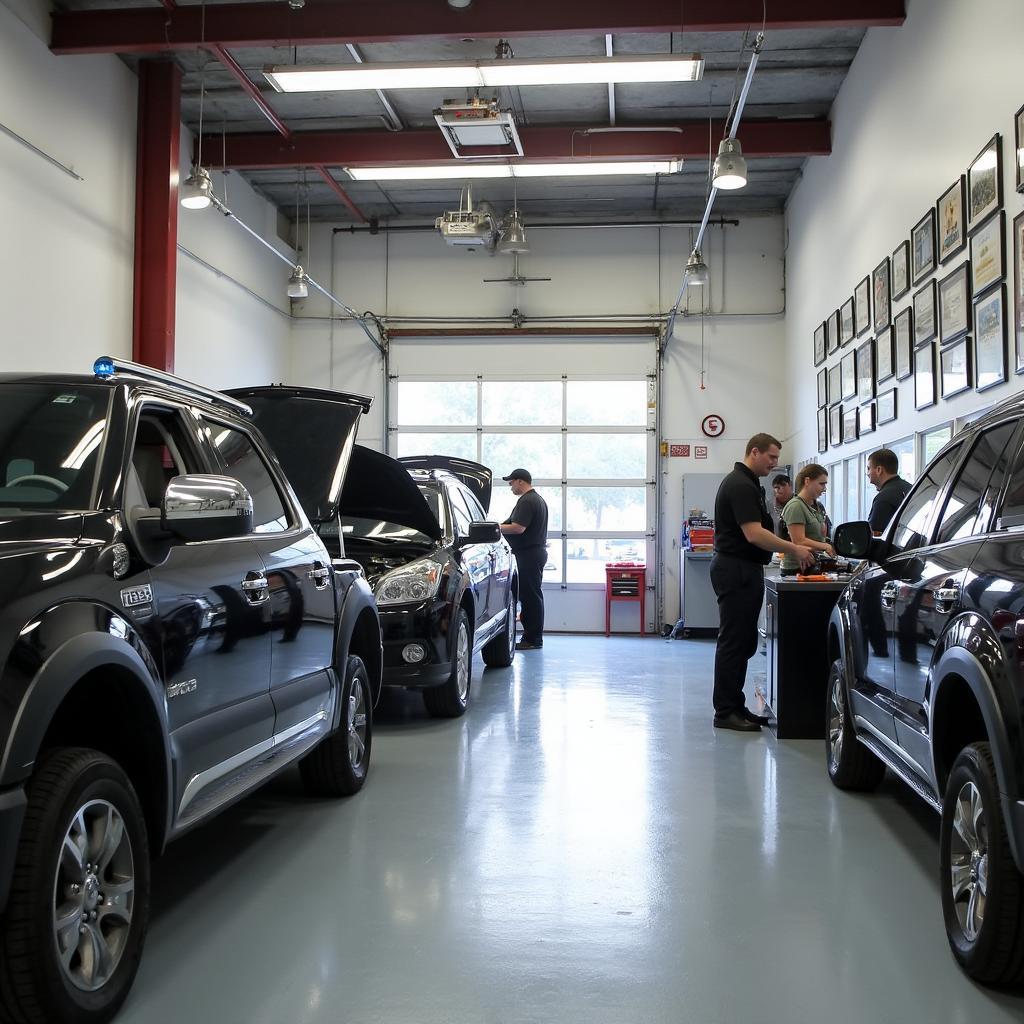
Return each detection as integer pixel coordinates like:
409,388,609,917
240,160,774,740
241,572,270,605
880,582,897,607
935,584,960,612
307,562,331,590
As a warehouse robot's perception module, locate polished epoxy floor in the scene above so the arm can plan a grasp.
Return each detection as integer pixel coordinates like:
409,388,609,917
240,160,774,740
118,637,1024,1024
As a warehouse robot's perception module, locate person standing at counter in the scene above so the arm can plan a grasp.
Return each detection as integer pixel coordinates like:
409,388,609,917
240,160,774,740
780,464,836,573
770,474,793,534
867,448,912,536
710,434,815,732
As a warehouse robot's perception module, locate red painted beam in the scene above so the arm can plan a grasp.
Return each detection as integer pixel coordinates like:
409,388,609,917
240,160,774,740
133,61,181,373
315,166,369,224
203,120,830,170
51,0,905,54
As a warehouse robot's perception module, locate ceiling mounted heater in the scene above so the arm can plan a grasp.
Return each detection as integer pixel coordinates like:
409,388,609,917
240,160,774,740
434,97,524,158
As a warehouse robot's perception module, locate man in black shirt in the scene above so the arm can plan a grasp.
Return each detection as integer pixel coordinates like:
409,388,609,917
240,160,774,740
500,468,549,650
710,434,815,732
867,448,912,536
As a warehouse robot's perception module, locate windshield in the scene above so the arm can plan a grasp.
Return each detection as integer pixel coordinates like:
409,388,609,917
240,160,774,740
0,384,110,511
340,484,444,545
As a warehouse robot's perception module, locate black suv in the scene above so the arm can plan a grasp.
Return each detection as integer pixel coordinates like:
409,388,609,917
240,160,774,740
0,360,382,1024
828,397,1024,986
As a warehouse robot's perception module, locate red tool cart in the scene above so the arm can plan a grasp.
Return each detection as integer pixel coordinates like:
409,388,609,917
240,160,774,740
604,562,646,637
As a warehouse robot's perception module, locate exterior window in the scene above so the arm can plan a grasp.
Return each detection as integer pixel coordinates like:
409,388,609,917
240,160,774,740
208,423,290,533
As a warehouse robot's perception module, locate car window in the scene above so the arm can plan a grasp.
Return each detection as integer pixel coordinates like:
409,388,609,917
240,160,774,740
456,483,486,522
997,431,1024,529
130,406,205,508
205,421,291,534
934,422,1018,544
447,486,473,536
890,444,962,554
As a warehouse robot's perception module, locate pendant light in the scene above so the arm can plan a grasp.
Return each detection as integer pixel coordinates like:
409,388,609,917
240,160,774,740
711,137,748,190
180,58,212,210
499,177,529,254
683,249,709,289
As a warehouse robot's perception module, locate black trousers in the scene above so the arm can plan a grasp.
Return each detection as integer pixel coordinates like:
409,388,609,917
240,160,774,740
515,546,547,643
709,553,765,716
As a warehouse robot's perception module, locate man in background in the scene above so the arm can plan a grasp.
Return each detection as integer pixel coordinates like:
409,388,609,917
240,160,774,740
867,448,912,536
500,469,549,651
771,474,793,536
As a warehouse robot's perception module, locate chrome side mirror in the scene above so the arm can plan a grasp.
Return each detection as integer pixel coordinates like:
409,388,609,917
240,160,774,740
162,474,254,542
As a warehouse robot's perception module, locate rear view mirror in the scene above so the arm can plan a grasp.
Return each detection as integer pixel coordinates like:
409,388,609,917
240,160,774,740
163,474,254,542
465,521,501,544
833,521,873,559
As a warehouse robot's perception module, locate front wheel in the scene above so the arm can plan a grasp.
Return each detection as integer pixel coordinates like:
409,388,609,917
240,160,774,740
300,655,372,797
825,659,885,791
0,748,150,1024
940,742,1024,986
424,609,471,718
482,588,516,668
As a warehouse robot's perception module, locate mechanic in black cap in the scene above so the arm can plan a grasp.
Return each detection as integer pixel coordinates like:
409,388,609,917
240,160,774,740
499,468,549,650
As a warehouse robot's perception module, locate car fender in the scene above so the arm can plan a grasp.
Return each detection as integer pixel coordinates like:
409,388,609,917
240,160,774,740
333,574,382,717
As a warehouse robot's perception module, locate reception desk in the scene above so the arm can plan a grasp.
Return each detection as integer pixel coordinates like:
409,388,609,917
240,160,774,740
759,576,849,739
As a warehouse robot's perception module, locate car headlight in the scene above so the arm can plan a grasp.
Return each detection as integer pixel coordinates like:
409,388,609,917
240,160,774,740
375,558,444,606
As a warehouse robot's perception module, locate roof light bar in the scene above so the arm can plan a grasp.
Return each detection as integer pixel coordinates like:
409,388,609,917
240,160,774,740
265,54,703,93
345,161,682,181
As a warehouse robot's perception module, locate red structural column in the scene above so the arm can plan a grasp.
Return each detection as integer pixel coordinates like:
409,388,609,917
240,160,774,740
133,61,181,372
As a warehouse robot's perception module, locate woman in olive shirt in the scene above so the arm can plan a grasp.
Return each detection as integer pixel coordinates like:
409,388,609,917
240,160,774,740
780,463,836,572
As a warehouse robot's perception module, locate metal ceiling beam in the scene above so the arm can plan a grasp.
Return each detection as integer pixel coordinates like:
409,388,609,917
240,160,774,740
202,120,829,170
51,1,906,55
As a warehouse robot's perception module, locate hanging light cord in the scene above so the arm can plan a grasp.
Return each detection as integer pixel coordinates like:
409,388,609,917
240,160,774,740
699,310,706,390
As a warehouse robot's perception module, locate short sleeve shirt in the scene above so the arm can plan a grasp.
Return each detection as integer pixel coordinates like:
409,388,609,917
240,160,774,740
504,489,548,553
869,476,912,534
713,462,773,565
781,497,826,571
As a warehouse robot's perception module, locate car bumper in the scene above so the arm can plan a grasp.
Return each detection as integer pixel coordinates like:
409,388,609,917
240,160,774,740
0,785,27,913
378,599,452,689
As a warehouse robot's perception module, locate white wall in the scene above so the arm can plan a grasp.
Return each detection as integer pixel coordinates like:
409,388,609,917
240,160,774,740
289,215,787,626
785,0,1024,473
0,0,290,386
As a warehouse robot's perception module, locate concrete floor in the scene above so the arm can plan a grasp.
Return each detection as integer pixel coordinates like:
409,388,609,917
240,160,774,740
118,637,1024,1024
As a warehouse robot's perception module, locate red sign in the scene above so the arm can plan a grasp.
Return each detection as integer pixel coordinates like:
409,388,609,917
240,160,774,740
701,414,725,438
695,446,708,459
669,444,690,457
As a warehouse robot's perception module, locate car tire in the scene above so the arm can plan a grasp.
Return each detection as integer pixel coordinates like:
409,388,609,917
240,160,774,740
423,609,471,718
825,659,885,791
940,742,1024,987
300,655,372,797
482,588,516,668
0,748,150,1024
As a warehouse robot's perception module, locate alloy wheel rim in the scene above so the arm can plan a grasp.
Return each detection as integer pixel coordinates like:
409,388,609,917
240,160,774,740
949,780,988,941
456,622,470,701
53,799,135,993
348,676,367,769
828,673,844,772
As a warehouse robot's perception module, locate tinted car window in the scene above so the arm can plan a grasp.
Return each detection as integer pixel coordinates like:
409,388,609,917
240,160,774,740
447,486,473,536
207,422,290,533
0,384,109,510
890,444,962,553
130,406,205,507
997,432,1024,529
935,423,1018,544
456,483,486,522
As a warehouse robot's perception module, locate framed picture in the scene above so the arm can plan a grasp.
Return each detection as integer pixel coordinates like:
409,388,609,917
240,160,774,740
877,388,897,425
828,363,841,404
891,241,910,300
817,407,828,454
855,276,871,335
968,133,1002,228
1017,104,1024,194
858,402,876,436
912,208,936,284
974,285,1007,392
829,403,843,448
1014,210,1024,373
872,257,891,333
817,368,827,408
937,176,967,264
813,321,826,366
842,406,859,443
876,325,895,383
914,342,936,410
970,211,1005,295
913,280,937,346
938,262,971,343
856,337,875,404
939,338,972,399
840,351,856,400
840,297,855,346
827,309,841,355
894,306,913,380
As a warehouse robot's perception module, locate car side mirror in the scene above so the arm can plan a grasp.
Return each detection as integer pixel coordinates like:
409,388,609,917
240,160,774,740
833,521,873,559
465,521,501,544
162,474,254,542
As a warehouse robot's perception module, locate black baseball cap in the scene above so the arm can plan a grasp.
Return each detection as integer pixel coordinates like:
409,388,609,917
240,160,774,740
502,468,532,484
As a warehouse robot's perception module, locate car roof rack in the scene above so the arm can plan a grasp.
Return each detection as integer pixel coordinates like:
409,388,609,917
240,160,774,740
92,356,252,417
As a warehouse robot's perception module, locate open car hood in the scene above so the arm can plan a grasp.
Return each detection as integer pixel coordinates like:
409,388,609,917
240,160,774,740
398,456,492,513
341,446,443,541
225,385,371,523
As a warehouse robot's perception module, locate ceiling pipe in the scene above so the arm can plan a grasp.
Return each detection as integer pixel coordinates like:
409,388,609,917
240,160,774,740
331,217,740,234
666,32,763,340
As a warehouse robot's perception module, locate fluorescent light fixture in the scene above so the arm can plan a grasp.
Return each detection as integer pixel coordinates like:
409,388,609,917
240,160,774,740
265,54,703,93
345,160,682,181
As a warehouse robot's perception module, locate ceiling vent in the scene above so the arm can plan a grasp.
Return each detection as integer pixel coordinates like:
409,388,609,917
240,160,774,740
433,97,524,158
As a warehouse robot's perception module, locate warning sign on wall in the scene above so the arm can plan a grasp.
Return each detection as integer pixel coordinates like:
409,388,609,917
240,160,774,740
669,444,690,457
695,446,708,459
